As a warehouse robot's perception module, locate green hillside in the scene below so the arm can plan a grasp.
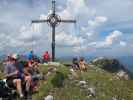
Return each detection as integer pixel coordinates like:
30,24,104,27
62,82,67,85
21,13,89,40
33,64,133,100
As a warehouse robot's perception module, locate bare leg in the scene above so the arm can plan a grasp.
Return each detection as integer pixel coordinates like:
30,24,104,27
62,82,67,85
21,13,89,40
25,76,32,92
13,79,23,98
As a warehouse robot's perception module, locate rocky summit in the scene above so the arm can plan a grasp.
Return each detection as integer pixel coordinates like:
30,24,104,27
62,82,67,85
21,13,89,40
31,58,133,100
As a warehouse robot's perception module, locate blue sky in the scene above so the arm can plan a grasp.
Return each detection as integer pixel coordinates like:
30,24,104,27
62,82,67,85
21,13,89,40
0,0,133,57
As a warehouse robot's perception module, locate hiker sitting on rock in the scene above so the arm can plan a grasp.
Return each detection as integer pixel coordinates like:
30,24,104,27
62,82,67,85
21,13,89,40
12,54,32,94
79,57,87,72
26,58,42,92
23,62,39,92
4,54,24,98
72,57,80,70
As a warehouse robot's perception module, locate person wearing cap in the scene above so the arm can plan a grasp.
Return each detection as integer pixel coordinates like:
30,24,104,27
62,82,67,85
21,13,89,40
13,54,32,94
4,54,24,98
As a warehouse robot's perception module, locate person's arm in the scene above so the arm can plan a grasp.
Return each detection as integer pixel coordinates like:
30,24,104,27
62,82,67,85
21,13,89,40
5,70,18,78
4,64,18,78
24,68,30,76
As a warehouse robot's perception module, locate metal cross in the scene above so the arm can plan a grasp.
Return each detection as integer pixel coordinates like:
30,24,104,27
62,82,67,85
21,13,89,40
32,0,76,61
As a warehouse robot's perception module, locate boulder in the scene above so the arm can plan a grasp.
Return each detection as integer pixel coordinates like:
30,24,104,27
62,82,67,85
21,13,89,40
79,81,87,86
88,87,96,97
44,95,53,100
117,70,129,80
48,67,57,73
48,62,61,66
112,96,117,100
43,63,49,66
70,68,78,78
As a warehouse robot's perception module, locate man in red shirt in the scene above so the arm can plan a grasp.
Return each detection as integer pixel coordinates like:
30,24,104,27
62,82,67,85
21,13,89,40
43,51,50,63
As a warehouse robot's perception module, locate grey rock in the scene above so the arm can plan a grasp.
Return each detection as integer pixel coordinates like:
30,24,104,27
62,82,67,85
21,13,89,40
79,81,87,85
117,70,129,80
46,72,52,76
80,84,88,89
112,97,117,100
48,67,57,73
44,95,53,100
88,87,96,97
68,74,74,80
48,62,61,66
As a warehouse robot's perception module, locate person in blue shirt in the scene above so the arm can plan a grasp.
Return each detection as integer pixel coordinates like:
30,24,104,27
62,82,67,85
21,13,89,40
14,54,32,94
27,50,34,60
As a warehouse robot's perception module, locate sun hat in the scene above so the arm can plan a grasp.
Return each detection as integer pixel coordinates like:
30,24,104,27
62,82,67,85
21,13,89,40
11,53,18,59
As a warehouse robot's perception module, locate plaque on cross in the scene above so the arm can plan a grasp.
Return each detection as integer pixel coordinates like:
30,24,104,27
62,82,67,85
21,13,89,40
31,0,76,61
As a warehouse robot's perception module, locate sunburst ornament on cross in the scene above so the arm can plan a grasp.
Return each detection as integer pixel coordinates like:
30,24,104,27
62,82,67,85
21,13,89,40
31,0,76,61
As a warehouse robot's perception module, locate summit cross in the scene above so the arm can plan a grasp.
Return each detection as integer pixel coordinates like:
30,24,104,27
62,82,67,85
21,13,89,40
32,0,76,61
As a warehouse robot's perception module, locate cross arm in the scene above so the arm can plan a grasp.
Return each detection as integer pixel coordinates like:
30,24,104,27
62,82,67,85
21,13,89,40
31,19,48,23
59,19,76,23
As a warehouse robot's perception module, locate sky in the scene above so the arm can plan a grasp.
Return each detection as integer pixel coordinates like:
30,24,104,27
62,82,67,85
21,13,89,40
0,0,133,57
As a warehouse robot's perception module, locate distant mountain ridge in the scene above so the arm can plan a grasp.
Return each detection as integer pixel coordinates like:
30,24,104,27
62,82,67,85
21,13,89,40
117,56,133,72
91,57,133,79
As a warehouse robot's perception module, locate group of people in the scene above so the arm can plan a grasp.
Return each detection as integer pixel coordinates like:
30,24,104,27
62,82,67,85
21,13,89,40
27,51,50,63
4,53,31,98
72,57,87,72
2,50,87,98
3,50,50,98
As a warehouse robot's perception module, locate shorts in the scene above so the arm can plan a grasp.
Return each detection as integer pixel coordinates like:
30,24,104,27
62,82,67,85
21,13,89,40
6,78,16,88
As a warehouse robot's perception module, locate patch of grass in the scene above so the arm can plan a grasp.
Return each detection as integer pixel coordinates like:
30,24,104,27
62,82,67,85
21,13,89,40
32,64,133,100
53,79,87,100
32,64,69,100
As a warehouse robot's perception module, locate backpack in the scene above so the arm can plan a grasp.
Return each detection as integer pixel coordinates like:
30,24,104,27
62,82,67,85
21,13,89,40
0,80,11,97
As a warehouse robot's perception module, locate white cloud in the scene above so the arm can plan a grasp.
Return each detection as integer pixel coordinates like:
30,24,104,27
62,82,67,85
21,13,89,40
80,15,108,41
73,45,96,53
0,0,133,56
39,14,47,20
72,45,86,52
17,13,47,44
67,0,89,14
18,24,42,42
95,16,108,23
86,32,94,37
89,30,123,48
59,9,73,19
81,27,87,32
88,16,108,27
0,33,11,47
0,21,44,50
105,30,122,45
120,41,127,46
56,31,84,46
